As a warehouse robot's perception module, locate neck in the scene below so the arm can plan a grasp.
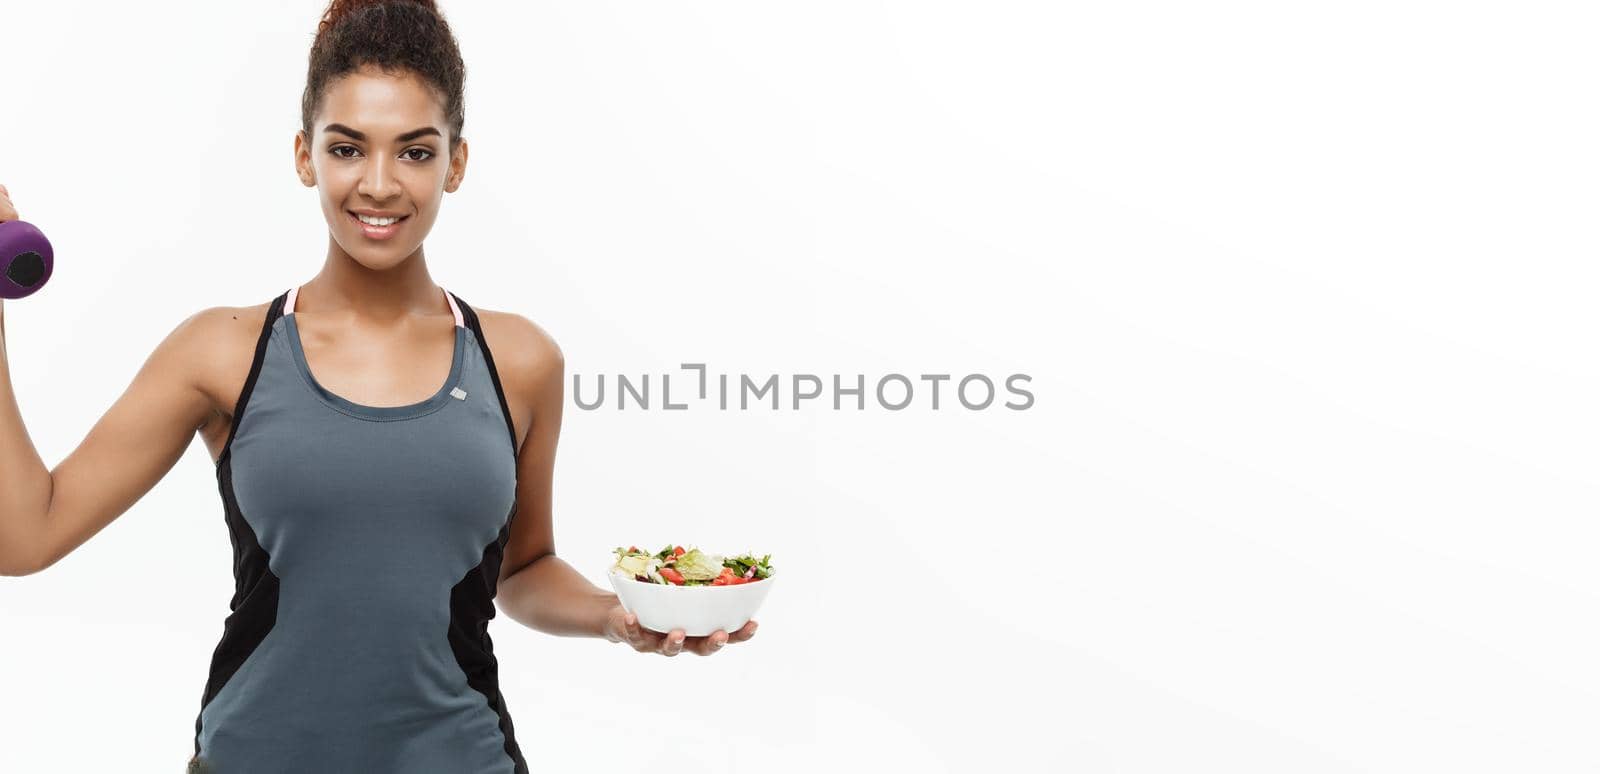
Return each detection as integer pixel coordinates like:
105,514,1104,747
301,242,442,324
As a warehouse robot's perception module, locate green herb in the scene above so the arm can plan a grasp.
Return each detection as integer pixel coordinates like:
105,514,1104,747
723,552,773,579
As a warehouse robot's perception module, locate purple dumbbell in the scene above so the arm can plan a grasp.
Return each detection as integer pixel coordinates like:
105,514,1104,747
0,220,53,300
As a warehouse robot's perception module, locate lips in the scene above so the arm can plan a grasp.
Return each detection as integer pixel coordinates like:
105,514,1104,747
346,211,410,240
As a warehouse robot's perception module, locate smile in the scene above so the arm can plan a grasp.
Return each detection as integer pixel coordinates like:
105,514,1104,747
347,211,410,240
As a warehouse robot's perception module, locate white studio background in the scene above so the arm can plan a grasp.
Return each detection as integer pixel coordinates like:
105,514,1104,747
2,1,1597,772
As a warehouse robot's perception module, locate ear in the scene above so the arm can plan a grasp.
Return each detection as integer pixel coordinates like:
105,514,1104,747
444,138,469,193
293,130,316,187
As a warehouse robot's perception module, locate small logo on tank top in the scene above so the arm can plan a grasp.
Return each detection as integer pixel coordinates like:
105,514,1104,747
450,386,468,400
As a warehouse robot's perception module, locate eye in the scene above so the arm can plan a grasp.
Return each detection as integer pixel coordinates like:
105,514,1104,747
328,145,432,162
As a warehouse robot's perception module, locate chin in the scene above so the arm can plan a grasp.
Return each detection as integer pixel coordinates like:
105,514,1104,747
355,251,415,271
333,240,418,270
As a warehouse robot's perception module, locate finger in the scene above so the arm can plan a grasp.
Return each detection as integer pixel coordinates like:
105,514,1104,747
660,629,686,657
692,630,729,656
633,632,664,653
626,617,663,652
621,613,649,647
728,619,759,643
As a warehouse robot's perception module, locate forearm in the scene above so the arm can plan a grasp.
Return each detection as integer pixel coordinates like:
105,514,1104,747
0,309,54,576
496,553,619,638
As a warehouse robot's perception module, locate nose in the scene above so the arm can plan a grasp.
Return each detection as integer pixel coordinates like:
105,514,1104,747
356,151,402,201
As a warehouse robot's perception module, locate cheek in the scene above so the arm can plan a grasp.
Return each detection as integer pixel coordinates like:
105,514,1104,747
319,178,367,213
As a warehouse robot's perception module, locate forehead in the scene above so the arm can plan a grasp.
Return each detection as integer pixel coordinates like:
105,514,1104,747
318,66,445,137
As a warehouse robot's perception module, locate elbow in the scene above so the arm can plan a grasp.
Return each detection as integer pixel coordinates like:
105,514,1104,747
496,552,553,598
503,551,553,583
0,553,42,577
0,531,44,577
3,483,52,577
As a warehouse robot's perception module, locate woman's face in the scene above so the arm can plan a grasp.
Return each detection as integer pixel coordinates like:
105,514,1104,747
294,65,467,270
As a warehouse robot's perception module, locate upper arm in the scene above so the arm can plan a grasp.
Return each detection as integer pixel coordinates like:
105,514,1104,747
489,313,565,590
32,307,222,573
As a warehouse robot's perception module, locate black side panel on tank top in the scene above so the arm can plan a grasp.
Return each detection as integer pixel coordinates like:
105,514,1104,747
218,292,287,468
449,291,519,458
191,293,288,762
449,505,528,773
445,293,528,772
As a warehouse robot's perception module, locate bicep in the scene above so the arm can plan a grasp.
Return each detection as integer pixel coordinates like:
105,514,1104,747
35,309,218,571
496,322,565,590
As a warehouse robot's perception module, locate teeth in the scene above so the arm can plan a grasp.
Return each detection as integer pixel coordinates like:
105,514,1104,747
356,213,400,226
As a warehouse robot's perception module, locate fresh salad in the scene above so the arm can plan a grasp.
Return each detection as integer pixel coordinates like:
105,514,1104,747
612,544,773,586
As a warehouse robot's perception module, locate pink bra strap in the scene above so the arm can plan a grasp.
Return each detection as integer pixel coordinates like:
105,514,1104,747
285,285,464,328
443,289,465,328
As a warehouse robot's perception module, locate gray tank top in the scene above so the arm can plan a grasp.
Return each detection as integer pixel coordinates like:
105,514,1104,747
188,286,527,773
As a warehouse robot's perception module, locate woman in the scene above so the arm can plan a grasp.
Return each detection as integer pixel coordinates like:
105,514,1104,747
0,1,755,771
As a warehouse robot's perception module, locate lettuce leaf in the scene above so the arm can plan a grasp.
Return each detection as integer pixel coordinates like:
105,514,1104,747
612,549,663,583
673,548,725,581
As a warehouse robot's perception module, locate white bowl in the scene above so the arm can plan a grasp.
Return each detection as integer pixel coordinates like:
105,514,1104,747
607,568,776,637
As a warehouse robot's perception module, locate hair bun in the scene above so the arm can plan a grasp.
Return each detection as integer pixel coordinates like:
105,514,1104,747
302,0,465,151
318,0,440,35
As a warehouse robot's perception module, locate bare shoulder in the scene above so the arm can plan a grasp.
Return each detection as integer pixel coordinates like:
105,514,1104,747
190,301,274,343
469,307,564,453
472,307,564,381
158,303,267,384
182,301,275,442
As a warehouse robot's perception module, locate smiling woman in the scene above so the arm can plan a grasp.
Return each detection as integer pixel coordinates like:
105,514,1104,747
293,0,468,264
0,1,754,772
182,1,754,772
187,4,528,771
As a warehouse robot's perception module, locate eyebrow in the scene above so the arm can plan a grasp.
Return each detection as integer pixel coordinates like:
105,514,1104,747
322,123,441,143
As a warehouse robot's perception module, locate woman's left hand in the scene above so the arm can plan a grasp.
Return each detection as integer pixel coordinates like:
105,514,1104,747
603,604,758,656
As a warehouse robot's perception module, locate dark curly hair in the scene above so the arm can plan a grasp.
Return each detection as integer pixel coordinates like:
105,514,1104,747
300,0,467,152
